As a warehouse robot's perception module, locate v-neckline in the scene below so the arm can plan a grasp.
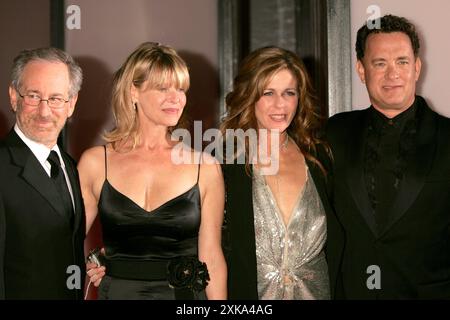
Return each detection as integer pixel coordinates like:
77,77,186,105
103,179,199,214
256,165,309,229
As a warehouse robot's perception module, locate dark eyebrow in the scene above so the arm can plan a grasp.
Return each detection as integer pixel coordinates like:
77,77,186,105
264,87,297,91
371,58,386,63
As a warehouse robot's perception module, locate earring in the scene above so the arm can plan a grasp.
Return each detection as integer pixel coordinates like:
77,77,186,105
133,102,137,111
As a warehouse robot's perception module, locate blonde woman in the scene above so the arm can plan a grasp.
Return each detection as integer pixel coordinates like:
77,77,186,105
79,42,226,299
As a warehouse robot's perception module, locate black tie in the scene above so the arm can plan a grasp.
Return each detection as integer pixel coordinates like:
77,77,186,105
47,150,74,218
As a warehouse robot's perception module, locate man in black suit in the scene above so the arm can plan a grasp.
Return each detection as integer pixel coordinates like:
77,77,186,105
327,14,450,299
0,47,86,299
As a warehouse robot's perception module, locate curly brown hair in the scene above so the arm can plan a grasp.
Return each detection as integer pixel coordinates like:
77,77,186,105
220,46,328,175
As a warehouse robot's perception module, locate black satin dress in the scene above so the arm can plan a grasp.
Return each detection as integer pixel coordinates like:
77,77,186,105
97,146,205,300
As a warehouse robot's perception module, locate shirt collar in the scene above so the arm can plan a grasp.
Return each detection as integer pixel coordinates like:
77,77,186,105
370,98,417,132
14,124,64,168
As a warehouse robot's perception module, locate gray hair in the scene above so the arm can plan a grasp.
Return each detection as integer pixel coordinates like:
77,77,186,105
10,47,83,97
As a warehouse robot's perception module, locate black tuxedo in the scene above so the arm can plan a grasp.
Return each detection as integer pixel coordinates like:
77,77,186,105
326,96,450,299
222,148,344,299
0,129,86,299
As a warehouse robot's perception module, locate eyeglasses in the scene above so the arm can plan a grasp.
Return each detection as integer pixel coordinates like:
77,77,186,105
18,92,69,109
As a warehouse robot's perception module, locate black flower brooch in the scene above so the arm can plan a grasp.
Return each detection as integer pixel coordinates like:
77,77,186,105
167,256,210,292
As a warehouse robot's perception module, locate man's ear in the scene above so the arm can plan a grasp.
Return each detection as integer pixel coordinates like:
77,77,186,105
415,57,422,81
67,94,78,118
9,86,18,112
356,60,366,84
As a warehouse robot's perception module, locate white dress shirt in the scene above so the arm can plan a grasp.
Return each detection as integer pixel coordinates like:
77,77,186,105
14,124,75,209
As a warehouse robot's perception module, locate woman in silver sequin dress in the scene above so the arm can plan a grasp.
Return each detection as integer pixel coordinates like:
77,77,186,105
221,46,344,300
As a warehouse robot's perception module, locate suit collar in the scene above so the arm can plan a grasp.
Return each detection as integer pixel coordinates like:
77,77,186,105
378,96,437,237
345,96,438,238
61,151,84,235
13,124,53,167
5,130,79,224
13,125,70,177
344,110,378,236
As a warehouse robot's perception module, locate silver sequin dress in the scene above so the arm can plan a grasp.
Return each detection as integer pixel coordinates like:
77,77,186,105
252,165,330,300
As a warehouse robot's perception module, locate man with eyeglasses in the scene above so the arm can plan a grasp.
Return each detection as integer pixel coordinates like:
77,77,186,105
0,47,86,299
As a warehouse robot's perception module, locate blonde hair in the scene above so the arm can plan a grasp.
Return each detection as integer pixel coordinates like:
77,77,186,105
220,46,328,174
104,42,190,149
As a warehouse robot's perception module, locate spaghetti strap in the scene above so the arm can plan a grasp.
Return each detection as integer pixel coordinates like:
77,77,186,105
103,145,108,181
196,152,201,183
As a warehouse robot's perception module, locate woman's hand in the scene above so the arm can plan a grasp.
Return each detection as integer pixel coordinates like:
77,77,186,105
86,262,106,287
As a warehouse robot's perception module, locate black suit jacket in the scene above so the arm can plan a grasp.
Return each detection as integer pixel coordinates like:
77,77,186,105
0,129,86,299
326,96,450,299
222,148,344,299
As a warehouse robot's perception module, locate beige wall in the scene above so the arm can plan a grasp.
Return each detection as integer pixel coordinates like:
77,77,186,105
65,0,219,159
351,0,450,117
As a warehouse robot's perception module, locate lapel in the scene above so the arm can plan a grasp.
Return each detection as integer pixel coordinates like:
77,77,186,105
378,96,437,237
344,110,378,236
306,158,327,210
5,130,70,220
61,151,83,235
226,164,255,242
307,157,339,298
223,163,259,298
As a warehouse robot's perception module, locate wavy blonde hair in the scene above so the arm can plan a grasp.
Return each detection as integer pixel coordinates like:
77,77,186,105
104,42,190,150
220,46,329,174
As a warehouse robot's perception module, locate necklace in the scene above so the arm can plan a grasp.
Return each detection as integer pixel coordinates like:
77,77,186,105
281,134,289,149
272,135,289,223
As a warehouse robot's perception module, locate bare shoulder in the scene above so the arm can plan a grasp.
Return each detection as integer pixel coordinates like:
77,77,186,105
78,145,107,173
199,151,220,165
198,151,223,183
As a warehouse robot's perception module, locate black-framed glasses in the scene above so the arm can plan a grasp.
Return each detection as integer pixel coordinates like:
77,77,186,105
18,92,69,109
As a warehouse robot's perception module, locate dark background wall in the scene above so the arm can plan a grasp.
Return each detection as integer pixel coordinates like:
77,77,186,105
0,0,219,299
219,0,331,117
0,0,349,300
0,0,51,138
64,0,219,161
63,0,219,299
